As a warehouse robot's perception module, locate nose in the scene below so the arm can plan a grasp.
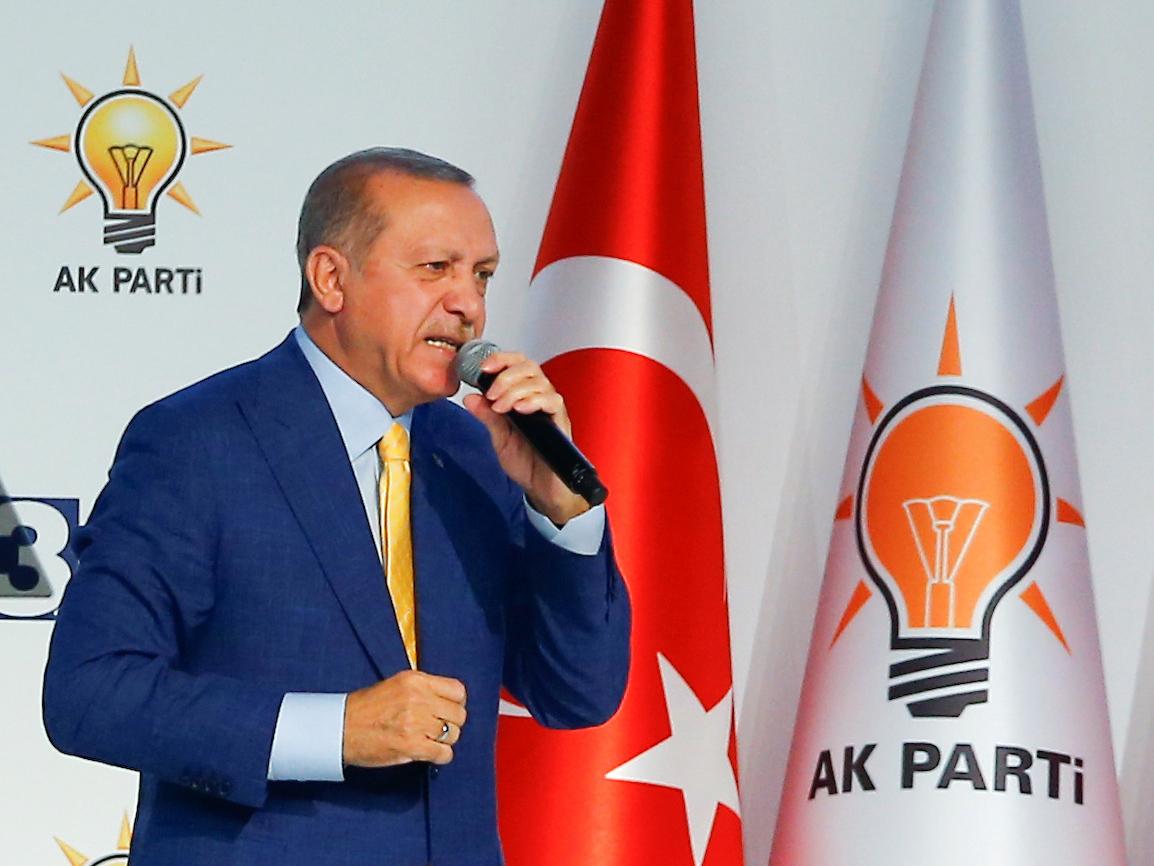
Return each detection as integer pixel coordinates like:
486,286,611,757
443,271,486,332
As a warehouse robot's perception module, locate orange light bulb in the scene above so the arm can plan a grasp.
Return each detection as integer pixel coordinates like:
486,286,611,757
856,387,1049,717
75,89,185,253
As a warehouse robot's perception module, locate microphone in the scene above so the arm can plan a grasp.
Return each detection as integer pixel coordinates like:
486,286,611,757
455,340,608,507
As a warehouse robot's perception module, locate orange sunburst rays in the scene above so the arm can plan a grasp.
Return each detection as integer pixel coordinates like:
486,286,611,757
55,813,132,865
830,294,1075,652
31,46,230,216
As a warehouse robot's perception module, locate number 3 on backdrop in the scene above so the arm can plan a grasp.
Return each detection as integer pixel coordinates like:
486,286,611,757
0,498,79,620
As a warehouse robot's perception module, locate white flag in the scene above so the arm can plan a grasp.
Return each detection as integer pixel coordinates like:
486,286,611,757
769,2,1127,863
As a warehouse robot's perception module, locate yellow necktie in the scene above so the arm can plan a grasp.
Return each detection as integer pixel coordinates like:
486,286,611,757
378,423,417,668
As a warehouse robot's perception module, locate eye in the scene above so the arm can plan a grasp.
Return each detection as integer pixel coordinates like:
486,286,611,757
473,268,495,296
422,261,449,273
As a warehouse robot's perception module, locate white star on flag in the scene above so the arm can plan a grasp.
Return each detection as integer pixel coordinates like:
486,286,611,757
605,653,741,866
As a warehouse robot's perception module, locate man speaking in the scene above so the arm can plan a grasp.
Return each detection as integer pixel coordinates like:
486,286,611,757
43,147,631,865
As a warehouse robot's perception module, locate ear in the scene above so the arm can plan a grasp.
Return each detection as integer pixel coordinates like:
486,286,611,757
305,245,349,314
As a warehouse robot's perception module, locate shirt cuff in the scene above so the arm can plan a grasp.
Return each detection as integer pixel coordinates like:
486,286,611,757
267,692,347,781
524,499,605,556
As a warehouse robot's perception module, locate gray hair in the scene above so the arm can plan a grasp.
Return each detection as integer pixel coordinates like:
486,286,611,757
295,147,475,313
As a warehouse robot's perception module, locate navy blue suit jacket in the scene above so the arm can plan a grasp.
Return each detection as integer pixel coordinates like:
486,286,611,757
43,335,630,865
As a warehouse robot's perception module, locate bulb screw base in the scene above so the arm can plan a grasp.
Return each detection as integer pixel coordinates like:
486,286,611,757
103,212,156,254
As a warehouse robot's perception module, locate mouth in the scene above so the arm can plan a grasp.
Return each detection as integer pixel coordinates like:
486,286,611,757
424,336,463,355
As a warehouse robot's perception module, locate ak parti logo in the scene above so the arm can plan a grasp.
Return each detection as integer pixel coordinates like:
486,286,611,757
32,46,229,255
830,296,1076,718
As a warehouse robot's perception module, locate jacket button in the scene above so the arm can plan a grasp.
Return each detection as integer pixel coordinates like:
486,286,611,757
429,766,440,779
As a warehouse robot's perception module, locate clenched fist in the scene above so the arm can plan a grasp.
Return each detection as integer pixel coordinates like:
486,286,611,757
342,670,468,767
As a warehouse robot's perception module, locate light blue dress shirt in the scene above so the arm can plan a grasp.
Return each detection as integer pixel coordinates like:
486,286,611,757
267,326,606,781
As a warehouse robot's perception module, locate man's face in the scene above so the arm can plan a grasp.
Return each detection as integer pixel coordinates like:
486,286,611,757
334,173,499,415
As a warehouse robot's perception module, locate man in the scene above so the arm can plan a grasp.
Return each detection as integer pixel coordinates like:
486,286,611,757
43,148,631,865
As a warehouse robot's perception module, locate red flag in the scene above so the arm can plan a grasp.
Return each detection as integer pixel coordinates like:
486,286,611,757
496,2,743,865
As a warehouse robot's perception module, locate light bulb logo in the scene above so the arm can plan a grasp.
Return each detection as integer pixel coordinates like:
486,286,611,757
856,386,1049,717
828,296,1079,718
75,90,186,253
31,46,230,254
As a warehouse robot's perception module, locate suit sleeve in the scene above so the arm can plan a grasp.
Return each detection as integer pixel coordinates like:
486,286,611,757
502,509,631,729
42,402,283,809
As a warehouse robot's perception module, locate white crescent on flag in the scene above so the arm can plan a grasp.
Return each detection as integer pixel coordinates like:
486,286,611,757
524,255,718,438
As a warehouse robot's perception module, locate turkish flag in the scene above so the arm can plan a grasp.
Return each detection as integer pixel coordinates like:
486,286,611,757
496,2,743,866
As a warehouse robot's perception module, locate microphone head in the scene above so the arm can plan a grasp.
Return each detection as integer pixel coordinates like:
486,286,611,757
454,339,500,388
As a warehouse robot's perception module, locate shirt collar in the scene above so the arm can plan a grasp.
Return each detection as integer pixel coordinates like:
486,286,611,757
293,325,410,461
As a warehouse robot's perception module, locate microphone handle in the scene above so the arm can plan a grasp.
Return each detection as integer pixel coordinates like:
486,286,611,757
475,372,608,507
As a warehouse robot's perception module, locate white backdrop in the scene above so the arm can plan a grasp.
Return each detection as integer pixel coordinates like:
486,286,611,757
3,1,1154,863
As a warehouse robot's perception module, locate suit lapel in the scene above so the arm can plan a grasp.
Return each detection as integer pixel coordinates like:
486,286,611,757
239,336,408,678
410,405,472,678
410,406,452,675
